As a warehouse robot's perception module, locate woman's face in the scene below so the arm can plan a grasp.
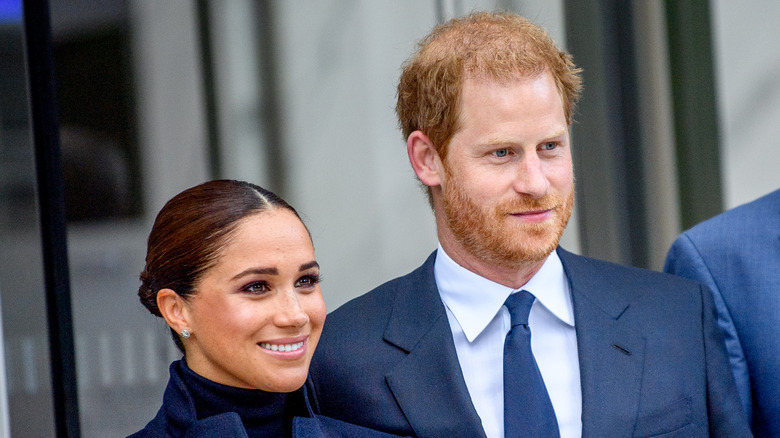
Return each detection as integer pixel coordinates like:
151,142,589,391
181,208,326,392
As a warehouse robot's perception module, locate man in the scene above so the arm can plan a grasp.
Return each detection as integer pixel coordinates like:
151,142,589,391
665,188,780,437
310,12,749,438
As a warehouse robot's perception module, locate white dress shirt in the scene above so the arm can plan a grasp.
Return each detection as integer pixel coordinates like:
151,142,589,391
435,244,582,438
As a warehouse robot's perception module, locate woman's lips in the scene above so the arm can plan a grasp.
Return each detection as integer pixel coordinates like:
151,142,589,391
258,341,304,352
258,335,309,359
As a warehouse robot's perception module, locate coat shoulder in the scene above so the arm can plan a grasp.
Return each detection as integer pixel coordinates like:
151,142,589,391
294,415,409,437
683,188,780,242
559,248,703,293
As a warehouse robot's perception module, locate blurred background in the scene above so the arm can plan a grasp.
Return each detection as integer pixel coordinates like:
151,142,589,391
1,0,779,436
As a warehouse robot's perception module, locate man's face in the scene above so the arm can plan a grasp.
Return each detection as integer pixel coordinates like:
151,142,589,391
438,71,574,271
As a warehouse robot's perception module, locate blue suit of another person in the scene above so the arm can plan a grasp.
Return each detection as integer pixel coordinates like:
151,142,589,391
310,247,751,437
665,188,780,437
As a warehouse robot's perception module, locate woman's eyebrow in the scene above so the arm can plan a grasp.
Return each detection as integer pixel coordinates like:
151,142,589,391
299,261,320,271
231,267,278,281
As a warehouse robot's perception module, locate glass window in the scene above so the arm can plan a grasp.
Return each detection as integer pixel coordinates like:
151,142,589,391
0,0,55,435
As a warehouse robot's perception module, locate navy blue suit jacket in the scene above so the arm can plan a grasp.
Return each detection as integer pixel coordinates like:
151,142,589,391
665,188,780,437
310,247,750,437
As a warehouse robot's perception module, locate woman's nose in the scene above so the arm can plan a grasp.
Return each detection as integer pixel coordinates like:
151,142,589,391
274,291,309,328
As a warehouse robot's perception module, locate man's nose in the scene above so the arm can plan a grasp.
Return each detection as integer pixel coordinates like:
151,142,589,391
511,153,550,198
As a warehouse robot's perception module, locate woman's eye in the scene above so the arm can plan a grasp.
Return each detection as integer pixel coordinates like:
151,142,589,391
295,274,320,288
243,282,269,294
494,149,509,158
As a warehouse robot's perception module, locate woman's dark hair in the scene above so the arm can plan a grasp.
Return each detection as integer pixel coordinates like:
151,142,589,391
138,179,302,352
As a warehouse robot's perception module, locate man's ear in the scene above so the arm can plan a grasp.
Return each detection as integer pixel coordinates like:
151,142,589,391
157,289,191,334
407,130,444,187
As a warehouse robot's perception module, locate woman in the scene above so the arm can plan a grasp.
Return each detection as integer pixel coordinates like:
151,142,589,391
130,180,397,437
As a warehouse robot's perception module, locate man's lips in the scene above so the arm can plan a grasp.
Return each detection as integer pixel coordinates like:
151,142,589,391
509,208,553,222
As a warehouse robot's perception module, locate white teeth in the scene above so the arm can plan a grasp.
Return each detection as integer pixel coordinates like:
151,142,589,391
259,341,304,352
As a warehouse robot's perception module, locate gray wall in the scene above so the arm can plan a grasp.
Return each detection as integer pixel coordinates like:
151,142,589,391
712,0,780,208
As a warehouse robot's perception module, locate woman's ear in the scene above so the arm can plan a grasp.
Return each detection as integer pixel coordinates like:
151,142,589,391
156,289,190,334
407,130,444,187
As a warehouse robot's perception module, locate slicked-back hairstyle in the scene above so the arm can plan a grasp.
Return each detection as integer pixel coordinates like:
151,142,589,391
138,179,302,352
396,11,582,166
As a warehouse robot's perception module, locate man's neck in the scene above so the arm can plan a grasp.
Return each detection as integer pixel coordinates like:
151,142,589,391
438,238,549,290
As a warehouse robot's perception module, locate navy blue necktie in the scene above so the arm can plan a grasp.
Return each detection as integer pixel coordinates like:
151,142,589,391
503,290,560,438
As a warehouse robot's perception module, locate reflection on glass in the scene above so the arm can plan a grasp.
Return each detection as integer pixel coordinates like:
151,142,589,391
0,0,56,436
46,1,179,435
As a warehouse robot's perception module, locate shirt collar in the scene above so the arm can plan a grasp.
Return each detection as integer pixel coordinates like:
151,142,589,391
435,244,574,342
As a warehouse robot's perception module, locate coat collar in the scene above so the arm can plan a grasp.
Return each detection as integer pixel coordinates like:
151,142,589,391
135,361,320,438
382,251,488,438
135,361,250,437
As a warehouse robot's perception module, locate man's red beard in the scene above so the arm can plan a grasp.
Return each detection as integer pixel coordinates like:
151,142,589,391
441,178,574,271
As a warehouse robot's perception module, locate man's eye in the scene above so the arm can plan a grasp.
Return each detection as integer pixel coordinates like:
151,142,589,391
541,142,557,151
494,149,509,158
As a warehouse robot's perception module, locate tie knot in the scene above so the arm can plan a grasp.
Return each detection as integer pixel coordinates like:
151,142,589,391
505,290,535,327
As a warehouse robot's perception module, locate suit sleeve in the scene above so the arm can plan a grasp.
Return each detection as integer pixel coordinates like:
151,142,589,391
697,279,753,436
664,234,752,422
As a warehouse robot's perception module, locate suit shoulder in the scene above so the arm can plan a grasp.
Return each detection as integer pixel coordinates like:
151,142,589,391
682,188,780,241
561,249,702,289
559,250,715,340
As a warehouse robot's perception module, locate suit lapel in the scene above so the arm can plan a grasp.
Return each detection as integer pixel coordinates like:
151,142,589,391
383,252,487,438
382,248,649,437
558,248,646,437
